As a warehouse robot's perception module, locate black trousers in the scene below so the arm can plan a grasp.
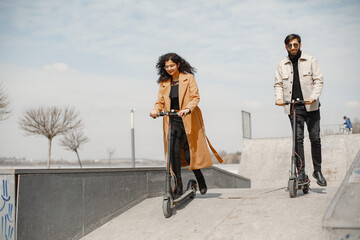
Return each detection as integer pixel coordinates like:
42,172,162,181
288,106,322,171
170,117,203,185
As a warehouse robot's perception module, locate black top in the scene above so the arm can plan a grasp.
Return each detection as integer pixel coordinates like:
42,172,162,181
169,85,180,110
169,85,183,123
289,50,304,101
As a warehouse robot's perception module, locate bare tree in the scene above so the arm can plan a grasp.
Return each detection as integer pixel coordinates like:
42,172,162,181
107,148,116,166
60,131,89,168
0,82,11,121
18,106,83,168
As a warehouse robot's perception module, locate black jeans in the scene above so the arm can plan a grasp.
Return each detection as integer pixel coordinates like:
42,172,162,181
288,106,322,172
170,116,203,185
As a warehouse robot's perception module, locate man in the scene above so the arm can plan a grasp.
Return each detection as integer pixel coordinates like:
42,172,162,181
274,34,327,187
343,116,352,133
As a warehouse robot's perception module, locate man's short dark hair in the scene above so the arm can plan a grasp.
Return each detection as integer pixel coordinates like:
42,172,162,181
284,34,301,45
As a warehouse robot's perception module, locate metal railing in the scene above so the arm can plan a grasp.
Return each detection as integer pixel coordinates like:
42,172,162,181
321,123,360,136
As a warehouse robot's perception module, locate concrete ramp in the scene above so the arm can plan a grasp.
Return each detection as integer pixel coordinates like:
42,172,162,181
239,134,360,189
323,150,360,239
81,187,338,240
79,135,360,240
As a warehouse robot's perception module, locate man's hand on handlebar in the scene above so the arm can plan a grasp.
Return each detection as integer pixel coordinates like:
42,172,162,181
276,98,314,106
275,99,285,106
304,98,315,105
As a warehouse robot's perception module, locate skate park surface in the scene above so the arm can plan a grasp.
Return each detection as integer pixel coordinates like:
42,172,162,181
82,134,360,240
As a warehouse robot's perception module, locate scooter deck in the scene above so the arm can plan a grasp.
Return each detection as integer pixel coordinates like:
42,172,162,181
297,179,310,189
173,189,195,205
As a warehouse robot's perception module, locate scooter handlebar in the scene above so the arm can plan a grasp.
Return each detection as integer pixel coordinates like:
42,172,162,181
157,110,179,117
284,100,310,105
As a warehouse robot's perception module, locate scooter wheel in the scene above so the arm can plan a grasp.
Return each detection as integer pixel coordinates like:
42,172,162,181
288,179,297,198
303,186,309,194
163,199,173,218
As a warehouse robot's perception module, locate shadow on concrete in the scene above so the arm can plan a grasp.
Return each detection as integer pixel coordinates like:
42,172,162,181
310,188,328,194
172,193,223,215
173,198,195,214
284,189,311,198
195,193,223,199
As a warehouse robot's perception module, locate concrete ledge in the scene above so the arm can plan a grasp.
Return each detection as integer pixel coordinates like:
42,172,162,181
323,150,360,239
239,134,360,188
10,166,249,240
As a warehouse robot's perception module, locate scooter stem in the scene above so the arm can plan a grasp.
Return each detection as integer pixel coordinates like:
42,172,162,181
165,114,173,198
291,105,297,179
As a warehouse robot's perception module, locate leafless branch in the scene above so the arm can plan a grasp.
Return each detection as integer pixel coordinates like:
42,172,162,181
60,131,89,168
19,106,83,139
107,148,116,161
60,131,89,152
18,106,84,168
0,82,11,121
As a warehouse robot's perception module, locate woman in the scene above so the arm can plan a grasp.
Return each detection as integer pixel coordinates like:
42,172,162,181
150,53,223,198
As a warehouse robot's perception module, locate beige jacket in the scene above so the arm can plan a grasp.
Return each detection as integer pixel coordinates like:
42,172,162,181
152,72,223,170
274,52,323,115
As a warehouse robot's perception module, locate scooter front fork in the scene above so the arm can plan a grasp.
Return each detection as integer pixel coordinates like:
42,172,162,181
290,156,297,180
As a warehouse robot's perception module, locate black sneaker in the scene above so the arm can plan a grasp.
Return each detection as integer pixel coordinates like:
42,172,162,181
313,170,327,187
173,182,183,199
194,170,207,195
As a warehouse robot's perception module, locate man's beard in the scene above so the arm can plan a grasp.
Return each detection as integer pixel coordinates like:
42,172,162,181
288,49,300,56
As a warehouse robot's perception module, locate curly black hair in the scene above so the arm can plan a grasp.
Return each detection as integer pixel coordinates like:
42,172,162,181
156,53,196,83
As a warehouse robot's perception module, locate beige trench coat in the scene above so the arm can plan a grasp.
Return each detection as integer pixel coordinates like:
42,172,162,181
274,52,324,115
152,72,223,170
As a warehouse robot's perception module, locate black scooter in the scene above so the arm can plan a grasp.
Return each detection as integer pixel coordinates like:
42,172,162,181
157,110,197,218
284,100,310,198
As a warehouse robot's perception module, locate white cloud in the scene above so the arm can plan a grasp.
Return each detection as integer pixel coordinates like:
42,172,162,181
244,101,263,110
43,63,70,72
346,101,360,109
0,0,360,160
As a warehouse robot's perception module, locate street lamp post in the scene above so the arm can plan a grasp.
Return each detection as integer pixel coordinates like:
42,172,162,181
130,108,135,168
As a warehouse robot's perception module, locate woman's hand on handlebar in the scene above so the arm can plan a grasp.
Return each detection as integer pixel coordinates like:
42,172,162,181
150,110,158,119
178,108,190,117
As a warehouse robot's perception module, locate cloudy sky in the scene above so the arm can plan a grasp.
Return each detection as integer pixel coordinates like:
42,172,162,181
0,0,359,162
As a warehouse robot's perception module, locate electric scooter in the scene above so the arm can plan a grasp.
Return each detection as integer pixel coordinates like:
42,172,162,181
158,110,197,218
284,99,310,198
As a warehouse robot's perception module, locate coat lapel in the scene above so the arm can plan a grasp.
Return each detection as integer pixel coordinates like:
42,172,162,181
178,73,189,109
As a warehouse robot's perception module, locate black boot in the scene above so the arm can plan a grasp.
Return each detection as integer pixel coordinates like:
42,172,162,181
173,179,183,199
313,170,327,187
194,170,207,195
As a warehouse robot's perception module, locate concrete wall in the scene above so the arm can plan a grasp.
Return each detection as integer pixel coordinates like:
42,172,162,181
239,134,360,189
9,166,249,240
0,170,15,240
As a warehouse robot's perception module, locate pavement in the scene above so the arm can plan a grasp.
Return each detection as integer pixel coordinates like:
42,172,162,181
80,135,360,240
81,186,337,240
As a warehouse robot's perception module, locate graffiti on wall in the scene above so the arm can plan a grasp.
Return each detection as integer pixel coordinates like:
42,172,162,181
0,178,14,240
